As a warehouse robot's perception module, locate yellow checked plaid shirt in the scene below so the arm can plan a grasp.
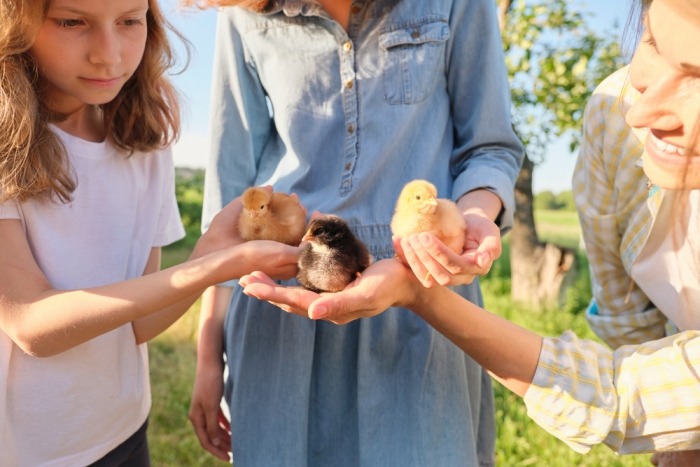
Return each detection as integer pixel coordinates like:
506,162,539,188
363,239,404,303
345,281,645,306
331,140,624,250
523,67,700,454
574,65,667,348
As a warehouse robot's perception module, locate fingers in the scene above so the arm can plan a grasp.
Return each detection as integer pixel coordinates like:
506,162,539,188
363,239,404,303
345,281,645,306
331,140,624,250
308,289,373,324
239,270,277,287
241,260,407,323
189,404,231,461
474,234,500,271
241,273,319,317
401,235,439,287
308,294,350,323
205,407,231,460
308,259,405,323
217,410,231,433
401,233,473,287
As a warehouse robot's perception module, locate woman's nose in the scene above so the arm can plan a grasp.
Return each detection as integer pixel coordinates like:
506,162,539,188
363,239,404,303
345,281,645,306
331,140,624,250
626,44,683,131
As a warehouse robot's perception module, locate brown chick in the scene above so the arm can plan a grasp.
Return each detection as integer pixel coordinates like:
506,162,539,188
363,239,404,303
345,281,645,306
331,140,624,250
297,215,372,293
390,179,466,255
238,186,307,246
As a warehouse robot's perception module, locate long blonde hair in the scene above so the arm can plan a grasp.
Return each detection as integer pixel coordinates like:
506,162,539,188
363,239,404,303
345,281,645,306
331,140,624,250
0,0,189,203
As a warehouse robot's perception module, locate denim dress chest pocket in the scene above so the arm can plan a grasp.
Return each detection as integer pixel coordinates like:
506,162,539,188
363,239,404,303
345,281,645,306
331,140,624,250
378,19,450,105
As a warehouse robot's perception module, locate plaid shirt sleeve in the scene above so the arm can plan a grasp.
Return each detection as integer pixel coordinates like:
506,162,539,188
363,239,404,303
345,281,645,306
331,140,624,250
573,66,667,348
523,330,700,455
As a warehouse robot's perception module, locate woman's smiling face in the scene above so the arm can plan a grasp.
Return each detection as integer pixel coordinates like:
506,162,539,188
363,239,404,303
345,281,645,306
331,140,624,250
626,0,700,189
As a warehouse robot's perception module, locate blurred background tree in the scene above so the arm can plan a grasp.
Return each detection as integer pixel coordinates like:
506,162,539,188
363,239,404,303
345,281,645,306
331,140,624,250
496,0,625,306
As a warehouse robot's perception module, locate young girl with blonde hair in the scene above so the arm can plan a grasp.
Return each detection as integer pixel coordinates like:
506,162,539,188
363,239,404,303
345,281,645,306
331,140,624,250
0,0,300,464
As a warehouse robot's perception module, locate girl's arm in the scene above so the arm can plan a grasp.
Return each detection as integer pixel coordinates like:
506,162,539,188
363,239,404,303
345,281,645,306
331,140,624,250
0,198,300,357
130,247,206,344
0,218,227,356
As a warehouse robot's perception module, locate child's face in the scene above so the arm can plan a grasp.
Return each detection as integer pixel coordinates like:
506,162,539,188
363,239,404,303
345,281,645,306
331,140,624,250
626,0,700,189
29,0,149,114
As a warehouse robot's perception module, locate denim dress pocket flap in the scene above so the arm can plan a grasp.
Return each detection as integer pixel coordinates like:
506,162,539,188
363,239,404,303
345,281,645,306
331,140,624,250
378,20,450,49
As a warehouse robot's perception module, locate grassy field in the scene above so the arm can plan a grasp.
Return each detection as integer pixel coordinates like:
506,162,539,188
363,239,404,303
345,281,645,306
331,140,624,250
148,210,650,466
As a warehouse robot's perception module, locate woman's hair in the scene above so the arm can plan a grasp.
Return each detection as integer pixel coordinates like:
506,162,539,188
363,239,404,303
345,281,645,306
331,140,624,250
0,0,189,203
621,0,653,58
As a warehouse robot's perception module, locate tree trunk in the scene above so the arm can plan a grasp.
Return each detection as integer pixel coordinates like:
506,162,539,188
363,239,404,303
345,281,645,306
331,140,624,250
509,153,576,307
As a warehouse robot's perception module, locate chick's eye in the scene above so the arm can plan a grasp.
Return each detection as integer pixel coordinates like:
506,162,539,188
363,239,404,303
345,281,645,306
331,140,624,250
259,204,265,209
415,195,421,201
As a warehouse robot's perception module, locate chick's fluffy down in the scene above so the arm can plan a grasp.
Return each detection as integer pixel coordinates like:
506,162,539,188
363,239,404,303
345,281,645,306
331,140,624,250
238,187,307,246
297,215,372,293
391,179,466,254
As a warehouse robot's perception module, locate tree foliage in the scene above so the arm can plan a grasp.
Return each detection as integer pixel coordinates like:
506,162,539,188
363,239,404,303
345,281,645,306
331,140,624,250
174,168,205,248
497,0,626,305
500,0,625,161
533,190,575,211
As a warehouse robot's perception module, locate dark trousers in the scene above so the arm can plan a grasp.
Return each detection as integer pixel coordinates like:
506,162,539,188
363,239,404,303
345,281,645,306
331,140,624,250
88,419,150,467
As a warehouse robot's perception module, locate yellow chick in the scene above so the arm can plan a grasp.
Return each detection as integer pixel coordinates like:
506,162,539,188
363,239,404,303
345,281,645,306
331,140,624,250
238,186,307,246
390,179,466,255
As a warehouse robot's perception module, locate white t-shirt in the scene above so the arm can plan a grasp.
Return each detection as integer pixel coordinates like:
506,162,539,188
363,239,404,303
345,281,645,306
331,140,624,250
631,190,700,332
0,126,185,466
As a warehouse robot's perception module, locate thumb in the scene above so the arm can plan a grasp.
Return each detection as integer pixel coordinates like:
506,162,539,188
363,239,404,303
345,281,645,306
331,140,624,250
205,408,222,447
308,292,356,322
476,236,501,268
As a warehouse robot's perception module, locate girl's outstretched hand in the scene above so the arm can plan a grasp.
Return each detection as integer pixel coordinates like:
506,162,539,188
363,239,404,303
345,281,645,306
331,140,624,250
192,186,277,260
240,258,418,325
234,240,302,282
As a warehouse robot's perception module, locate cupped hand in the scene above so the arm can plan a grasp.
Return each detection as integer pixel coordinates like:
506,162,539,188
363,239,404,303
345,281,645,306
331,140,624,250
188,357,231,461
240,258,418,324
238,240,302,281
239,271,319,317
395,212,501,287
192,188,274,259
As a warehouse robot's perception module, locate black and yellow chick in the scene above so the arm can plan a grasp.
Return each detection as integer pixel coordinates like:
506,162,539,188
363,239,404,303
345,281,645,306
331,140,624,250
297,215,372,293
238,186,307,246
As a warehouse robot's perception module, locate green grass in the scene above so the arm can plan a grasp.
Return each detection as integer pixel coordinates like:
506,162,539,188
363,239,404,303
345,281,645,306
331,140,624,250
148,209,650,466
534,208,582,249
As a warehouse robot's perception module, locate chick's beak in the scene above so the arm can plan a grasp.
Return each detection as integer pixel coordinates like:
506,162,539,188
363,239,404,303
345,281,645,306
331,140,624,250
418,198,438,213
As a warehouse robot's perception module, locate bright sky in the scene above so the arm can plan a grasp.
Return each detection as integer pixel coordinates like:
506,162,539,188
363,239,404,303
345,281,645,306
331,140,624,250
163,0,630,194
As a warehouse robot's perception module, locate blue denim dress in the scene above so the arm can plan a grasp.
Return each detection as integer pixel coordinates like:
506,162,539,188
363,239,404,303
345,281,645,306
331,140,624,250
202,1,524,465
